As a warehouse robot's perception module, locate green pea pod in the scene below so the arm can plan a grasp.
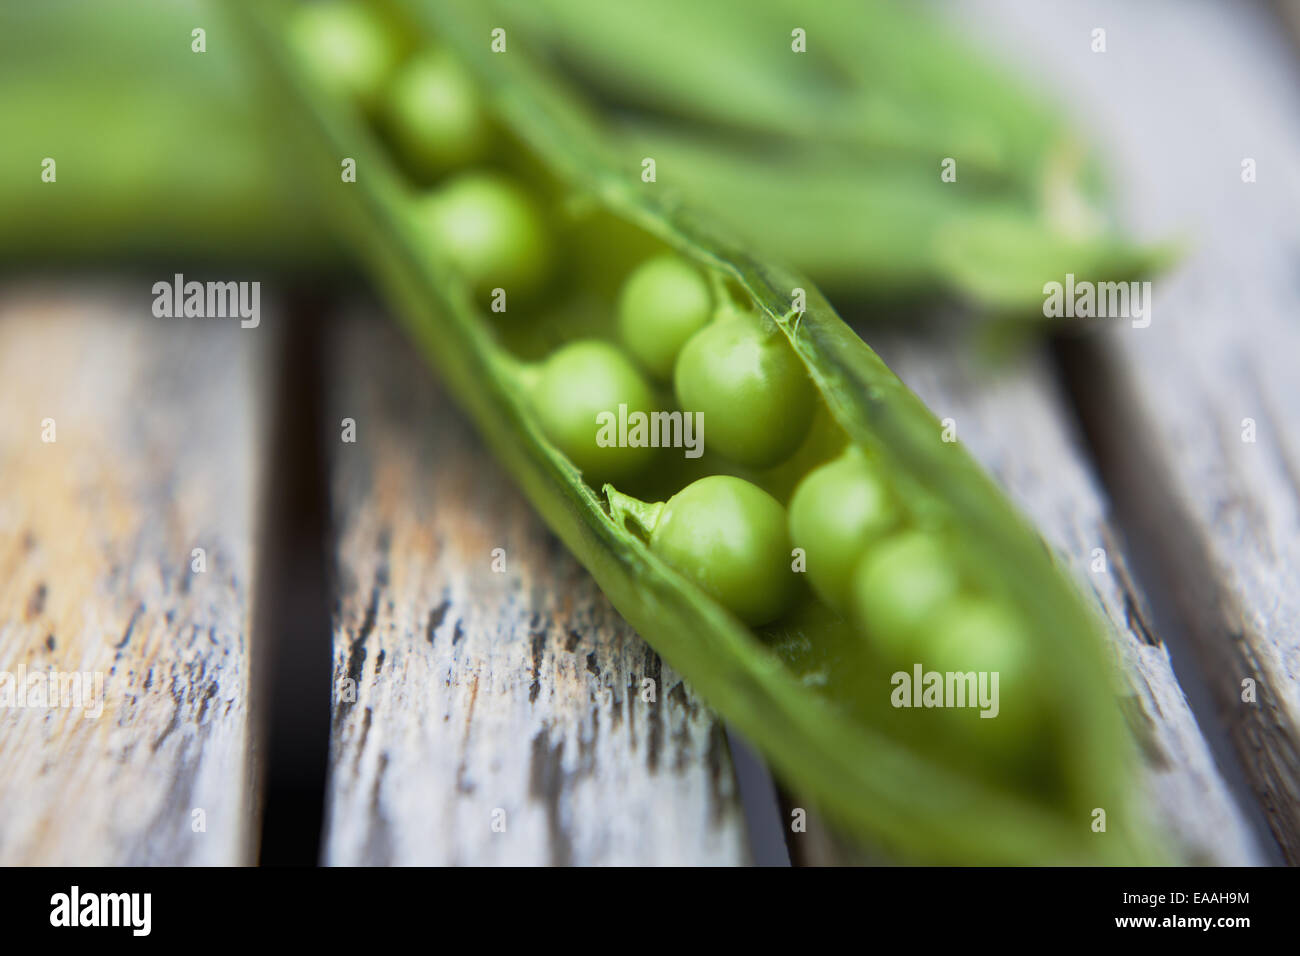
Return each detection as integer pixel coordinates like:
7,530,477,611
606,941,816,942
613,123,1174,304
496,0,1060,184
489,0,1170,313
0,0,336,267
234,0,1159,863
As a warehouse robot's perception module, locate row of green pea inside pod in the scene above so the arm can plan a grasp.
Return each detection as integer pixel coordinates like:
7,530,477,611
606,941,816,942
595,258,1031,659
559,255,1040,747
289,1,1041,751
290,1,553,302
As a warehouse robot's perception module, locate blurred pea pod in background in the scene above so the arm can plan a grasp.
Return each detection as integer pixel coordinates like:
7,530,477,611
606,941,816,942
0,0,335,270
1,0,1164,312
495,0,1169,309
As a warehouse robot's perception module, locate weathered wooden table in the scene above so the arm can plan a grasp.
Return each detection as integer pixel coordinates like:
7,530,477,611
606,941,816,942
1,0,1297,865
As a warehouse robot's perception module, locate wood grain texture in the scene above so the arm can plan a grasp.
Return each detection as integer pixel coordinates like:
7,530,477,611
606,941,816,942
0,284,268,864
958,0,1300,861
322,312,749,865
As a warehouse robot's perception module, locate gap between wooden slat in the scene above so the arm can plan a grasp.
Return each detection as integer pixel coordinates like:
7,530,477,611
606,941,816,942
253,294,335,866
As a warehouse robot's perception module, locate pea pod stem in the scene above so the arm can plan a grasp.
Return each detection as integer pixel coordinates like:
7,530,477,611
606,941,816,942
704,270,733,311
509,358,542,393
603,485,664,540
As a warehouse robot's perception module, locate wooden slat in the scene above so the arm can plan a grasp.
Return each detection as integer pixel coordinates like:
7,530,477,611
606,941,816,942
322,312,750,865
959,0,1300,861
0,284,268,864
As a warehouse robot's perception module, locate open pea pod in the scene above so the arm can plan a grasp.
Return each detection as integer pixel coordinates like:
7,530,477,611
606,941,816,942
235,0,1158,864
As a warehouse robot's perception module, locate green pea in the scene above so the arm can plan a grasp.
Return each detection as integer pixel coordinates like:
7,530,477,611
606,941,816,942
385,49,487,176
673,307,816,468
530,340,656,482
921,597,1042,759
646,476,796,626
852,530,960,656
419,173,550,299
616,255,712,379
288,1,397,110
789,448,897,612
924,598,1030,688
